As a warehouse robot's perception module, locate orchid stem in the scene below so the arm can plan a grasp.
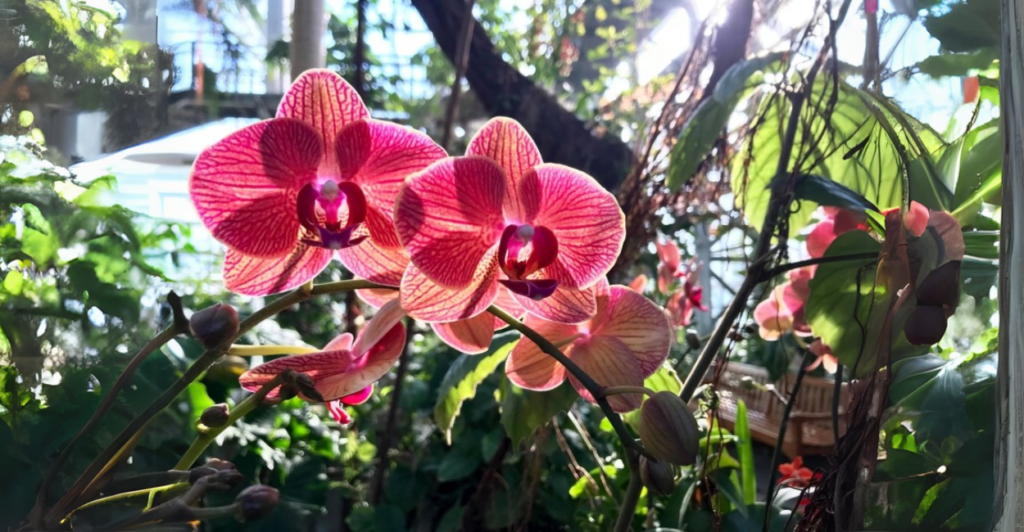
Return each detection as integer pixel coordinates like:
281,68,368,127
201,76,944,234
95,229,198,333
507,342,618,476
227,345,319,357
612,448,642,532
45,279,380,528
61,483,188,524
487,305,652,460
175,373,289,471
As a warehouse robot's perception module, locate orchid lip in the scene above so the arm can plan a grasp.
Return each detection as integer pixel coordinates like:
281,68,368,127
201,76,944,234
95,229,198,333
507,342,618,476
297,180,369,250
497,223,559,300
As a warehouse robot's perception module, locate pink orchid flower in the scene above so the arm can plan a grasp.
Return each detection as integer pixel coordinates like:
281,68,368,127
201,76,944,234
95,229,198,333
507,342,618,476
666,277,707,328
505,281,672,413
394,118,624,324
239,299,406,424
806,202,928,258
655,238,683,295
190,70,445,295
754,267,813,340
628,274,648,293
806,339,838,373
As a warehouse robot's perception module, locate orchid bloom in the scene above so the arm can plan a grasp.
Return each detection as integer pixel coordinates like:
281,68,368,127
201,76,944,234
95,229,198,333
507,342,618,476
505,281,671,412
754,267,813,340
628,274,648,293
655,238,683,295
666,270,708,327
190,70,445,295
806,202,928,258
778,456,819,488
806,339,838,374
239,299,406,424
395,118,624,324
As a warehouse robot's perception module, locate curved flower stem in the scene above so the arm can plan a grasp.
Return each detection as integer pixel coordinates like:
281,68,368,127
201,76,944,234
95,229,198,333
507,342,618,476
45,279,383,528
61,482,188,524
227,344,320,356
612,448,642,532
487,305,652,460
174,372,291,470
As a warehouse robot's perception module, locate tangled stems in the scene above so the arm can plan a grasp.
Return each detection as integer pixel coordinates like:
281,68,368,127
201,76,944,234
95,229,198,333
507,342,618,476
43,279,385,528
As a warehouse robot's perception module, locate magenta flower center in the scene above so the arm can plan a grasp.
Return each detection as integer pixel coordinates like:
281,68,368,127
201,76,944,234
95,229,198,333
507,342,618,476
297,180,369,250
497,223,559,300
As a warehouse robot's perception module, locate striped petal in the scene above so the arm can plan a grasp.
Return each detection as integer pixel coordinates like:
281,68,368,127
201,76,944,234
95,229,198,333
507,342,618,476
432,313,498,354
356,287,399,308
223,243,334,296
239,348,357,399
519,164,624,289
318,320,405,401
567,335,645,412
395,156,507,288
352,298,406,355
512,283,597,323
505,316,578,391
399,259,499,322
277,69,368,177
466,117,541,221
337,119,446,215
190,118,321,258
590,286,671,377
337,207,409,286
323,333,355,352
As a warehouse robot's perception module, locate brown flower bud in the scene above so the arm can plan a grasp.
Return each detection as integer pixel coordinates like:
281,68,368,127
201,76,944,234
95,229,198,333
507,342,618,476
236,485,280,522
916,261,961,313
638,392,700,466
204,458,237,471
904,305,948,345
685,330,701,350
190,303,240,348
200,404,231,428
639,456,677,497
189,466,217,485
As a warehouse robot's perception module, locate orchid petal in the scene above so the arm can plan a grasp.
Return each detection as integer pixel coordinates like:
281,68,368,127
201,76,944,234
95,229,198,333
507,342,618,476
395,156,506,288
655,239,681,272
906,201,930,237
806,220,837,259
239,348,357,399
338,119,446,214
356,287,399,309
277,69,368,176
568,335,645,412
512,283,597,324
400,260,499,322
589,286,671,376
326,400,353,424
432,313,497,354
190,118,321,258
323,333,355,352
466,117,542,220
317,317,406,400
352,298,406,355
223,243,334,296
628,274,648,293
519,164,624,289
754,286,793,341
336,211,409,286
340,385,374,405
505,317,577,391
924,210,964,261
493,285,527,318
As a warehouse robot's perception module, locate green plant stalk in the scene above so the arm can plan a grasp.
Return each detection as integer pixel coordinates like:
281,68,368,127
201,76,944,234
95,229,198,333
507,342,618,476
487,305,652,460
612,449,643,532
174,372,290,470
61,482,188,524
735,400,757,506
45,279,384,528
227,344,319,356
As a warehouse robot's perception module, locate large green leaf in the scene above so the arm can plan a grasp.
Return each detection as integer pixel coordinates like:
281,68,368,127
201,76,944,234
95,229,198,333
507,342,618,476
923,0,1000,53
805,231,882,372
734,400,757,506
733,79,945,232
916,48,998,78
667,52,785,189
499,379,577,447
793,174,879,213
433,333,517,444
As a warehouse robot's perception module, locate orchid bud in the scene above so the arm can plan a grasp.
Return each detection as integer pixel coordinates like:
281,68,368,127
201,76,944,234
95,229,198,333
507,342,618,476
200,404,230,428
639,456,677,497
903,305,947,345
190,303,240,348
638,392,700,466
916,261,961,313
204,458,237,471
685,330,701,350
236,485,280,522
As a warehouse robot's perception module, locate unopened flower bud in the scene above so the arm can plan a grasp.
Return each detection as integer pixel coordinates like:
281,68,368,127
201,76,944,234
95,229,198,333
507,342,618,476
639,456,678,497
190,303,240,348
916,261,961,312
638,392,700,466
236,485,280,522
685,330,701,350
204,458,237,471
903,305,948,345
200,403,230,428
189,466,217,485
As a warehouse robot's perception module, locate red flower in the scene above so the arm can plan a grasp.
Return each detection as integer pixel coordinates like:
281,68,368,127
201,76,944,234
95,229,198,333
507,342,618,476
778,456,818,488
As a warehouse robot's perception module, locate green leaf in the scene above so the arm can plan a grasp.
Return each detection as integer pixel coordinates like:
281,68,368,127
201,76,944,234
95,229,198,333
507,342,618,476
499,380,577,447
793,174,879,213
667,53,785,189
433,334,517,444
960,257,998,302
805,231,882,372
734,400,757,506
962,231,999,259
73,175,118,208
437,434,484,481
917,48,998,78
923,0,1000,53
2,270,24,296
